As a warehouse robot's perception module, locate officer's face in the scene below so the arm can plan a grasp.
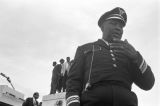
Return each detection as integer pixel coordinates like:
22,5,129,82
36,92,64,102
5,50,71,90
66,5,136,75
101,19,124,42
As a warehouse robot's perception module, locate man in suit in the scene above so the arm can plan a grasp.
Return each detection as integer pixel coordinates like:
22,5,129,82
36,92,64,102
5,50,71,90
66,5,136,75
50,61,58,94
22,92,39,106
66,7,155,106
50,59,65,94
57,58,65,92
62,57,71,92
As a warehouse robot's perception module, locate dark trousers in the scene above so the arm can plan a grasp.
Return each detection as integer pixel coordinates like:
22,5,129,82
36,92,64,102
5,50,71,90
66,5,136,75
62,71,68,92
57,76,63,92
80,83,138,106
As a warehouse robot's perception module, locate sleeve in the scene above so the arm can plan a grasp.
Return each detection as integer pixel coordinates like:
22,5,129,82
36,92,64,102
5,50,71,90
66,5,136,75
66,46,85,106
131,51,155,90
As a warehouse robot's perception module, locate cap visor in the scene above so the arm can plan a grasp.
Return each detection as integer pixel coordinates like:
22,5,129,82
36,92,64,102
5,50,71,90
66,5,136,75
106,16,125,23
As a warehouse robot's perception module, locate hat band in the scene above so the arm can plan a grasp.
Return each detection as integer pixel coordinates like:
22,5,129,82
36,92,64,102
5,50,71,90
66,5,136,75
105,14,125,24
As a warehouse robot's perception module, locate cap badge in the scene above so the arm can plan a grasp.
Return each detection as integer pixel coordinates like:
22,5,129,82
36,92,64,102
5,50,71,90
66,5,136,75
119,8,125,16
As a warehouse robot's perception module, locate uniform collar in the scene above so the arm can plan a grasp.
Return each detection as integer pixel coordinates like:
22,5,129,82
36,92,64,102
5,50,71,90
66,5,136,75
100,39,109,46
94,39,110,49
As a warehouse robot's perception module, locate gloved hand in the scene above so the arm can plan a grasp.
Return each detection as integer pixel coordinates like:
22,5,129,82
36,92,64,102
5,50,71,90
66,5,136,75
110,39,138,62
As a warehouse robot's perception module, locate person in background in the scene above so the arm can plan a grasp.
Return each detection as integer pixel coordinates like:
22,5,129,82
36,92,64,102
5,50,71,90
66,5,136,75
64,57,71,74
50,61,58,94
62,57,71,92
57,58,65,92
22,92,39,106
66,7,155,106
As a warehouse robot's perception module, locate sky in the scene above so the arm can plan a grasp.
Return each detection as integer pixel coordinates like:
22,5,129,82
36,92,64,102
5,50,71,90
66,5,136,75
0,0,159,105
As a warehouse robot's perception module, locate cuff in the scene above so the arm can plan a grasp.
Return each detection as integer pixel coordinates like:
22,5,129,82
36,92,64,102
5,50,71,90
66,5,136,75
134,52,148,74
66,95,80,106
139,58,148,74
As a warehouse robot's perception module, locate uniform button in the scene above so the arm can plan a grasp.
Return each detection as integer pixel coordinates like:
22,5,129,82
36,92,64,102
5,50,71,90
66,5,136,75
111,53,115,57
110,50,113,53
112,58,116,61
113,64,117,67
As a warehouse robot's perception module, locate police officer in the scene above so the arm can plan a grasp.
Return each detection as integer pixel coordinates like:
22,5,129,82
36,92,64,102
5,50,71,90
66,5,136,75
66,7,155,106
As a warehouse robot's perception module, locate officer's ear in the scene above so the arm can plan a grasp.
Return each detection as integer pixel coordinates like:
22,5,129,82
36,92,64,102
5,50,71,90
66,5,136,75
100,24,104,32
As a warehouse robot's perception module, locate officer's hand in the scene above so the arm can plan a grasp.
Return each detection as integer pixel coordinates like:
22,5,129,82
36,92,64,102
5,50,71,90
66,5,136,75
110,39,138,62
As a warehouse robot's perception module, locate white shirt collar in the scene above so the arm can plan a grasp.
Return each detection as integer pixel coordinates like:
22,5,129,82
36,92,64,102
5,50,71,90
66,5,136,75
33,97,36,105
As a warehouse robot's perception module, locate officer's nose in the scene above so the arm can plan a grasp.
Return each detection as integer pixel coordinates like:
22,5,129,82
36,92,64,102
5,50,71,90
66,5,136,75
114,25,123,34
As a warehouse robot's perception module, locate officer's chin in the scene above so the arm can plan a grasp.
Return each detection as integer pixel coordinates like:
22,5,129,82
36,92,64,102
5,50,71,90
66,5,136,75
110,34,122,42
110,37,121,43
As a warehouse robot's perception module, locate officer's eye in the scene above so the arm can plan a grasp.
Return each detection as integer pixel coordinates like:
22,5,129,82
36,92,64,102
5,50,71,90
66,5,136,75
109,20,124,28
109,21,116,25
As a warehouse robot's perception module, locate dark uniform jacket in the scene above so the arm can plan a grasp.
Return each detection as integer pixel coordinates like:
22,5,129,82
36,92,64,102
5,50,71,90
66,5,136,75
50,64,62,94
22,97,38,106
66,39,155,106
